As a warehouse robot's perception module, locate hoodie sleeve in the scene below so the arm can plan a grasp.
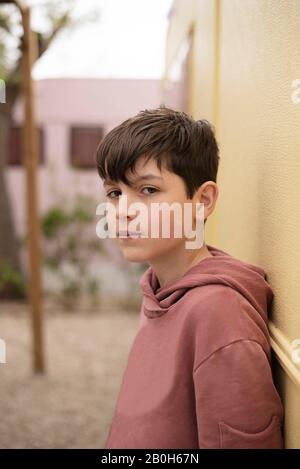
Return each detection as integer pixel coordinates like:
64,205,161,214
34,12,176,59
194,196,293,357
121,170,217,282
193,339,284,448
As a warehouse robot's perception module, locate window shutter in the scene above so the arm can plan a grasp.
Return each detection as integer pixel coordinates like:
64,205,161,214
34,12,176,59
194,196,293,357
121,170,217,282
7,125,45,166
70,126,103,169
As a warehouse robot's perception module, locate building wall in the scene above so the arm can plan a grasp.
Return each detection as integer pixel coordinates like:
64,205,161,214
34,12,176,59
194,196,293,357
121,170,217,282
164,0,300,448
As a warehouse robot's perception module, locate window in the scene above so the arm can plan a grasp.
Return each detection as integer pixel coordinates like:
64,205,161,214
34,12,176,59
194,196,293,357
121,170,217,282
70,126,103,169
7,125,45,166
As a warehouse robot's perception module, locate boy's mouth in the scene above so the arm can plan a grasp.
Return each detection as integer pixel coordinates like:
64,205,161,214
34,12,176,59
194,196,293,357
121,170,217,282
118,231,142,239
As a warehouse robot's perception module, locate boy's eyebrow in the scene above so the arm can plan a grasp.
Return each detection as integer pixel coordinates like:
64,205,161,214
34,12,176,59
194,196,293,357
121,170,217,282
103,174,163,187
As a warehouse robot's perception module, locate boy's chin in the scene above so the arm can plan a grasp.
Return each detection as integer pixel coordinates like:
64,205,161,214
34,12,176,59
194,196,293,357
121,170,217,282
120,248,149,263
119,239,184,263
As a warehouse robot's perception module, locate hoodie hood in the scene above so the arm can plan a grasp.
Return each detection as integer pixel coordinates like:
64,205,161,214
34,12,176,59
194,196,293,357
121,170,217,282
139,244,274,321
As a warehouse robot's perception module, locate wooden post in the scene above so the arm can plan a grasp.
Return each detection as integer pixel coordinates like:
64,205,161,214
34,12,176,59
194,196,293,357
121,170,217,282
21,7,45,373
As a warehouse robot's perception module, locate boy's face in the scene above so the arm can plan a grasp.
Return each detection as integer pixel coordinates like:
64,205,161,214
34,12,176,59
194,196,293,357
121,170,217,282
103,155,216,263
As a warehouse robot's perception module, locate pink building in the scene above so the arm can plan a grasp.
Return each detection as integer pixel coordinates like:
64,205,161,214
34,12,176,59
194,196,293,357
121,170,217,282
6,77,164,296
8,77,164,234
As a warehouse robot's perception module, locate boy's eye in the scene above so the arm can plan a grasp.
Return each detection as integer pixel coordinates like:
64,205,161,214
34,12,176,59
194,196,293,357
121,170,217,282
141,186,158,195
106,190,120,199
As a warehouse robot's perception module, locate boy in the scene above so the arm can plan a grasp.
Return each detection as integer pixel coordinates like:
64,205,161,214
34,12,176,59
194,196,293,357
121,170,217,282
96,105,284,449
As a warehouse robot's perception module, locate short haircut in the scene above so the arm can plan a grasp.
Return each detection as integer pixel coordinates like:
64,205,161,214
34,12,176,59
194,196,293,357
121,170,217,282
96,105,220,200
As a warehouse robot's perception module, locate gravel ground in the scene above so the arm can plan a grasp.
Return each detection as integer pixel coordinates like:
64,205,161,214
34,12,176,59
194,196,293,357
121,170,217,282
0,302,139,448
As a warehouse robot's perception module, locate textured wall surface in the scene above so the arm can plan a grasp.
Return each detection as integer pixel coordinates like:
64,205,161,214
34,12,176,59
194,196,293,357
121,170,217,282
216,1,300,447
165,0,300,448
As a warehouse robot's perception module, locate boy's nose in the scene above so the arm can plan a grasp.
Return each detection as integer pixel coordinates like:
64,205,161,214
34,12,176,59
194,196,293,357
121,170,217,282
116,194,136,222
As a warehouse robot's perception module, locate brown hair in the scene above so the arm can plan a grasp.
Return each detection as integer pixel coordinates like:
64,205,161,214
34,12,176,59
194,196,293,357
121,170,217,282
96,105,220,200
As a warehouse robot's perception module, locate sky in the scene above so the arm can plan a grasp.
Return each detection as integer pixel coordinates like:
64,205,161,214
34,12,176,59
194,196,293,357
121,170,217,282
30,0,173,80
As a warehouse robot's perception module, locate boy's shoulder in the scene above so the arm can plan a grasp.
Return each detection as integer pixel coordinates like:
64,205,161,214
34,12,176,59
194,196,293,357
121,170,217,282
184,284,271,362
186,282,248,320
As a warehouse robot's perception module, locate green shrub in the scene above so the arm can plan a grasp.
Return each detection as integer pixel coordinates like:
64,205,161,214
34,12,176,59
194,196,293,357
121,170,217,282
41,195,102,308
0,261,26,300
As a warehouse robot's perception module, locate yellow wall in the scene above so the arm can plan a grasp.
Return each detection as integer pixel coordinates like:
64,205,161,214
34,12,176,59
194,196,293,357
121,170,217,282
164,0,300,448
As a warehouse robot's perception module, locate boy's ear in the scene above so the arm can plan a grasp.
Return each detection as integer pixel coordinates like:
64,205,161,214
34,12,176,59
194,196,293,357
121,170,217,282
197,181,218,222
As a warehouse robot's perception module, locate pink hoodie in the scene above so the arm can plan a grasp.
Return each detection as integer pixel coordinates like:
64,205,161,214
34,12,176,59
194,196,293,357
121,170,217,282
104,244,284,449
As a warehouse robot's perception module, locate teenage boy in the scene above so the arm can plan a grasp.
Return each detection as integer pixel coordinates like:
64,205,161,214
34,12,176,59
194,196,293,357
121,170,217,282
96,105,284,449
